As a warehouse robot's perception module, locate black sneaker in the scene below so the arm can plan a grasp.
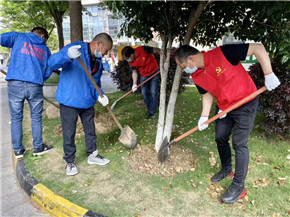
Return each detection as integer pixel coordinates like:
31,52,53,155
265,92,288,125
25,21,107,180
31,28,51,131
147,112,155,119
211,170,234,183
221,183,247,203
33,144,53,156
14,149,26,159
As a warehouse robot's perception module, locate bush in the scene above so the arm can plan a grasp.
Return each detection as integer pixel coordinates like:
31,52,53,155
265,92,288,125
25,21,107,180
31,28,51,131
248,59,290,137
110,48,189,94
111,60,135,92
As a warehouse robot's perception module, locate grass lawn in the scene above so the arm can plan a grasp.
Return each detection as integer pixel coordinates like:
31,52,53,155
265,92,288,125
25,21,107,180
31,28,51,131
23,87,289,217
44,72,59,84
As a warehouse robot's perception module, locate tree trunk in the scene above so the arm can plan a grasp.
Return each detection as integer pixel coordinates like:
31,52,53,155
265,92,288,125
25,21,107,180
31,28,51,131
155,36,172,151
161,2,205,145
45,2,66,49
69,1,83,42
55,14,64,49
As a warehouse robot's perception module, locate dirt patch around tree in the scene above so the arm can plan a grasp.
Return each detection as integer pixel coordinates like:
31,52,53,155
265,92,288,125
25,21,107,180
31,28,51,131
127,144,196,177
94,112,117,134
54,112,117,137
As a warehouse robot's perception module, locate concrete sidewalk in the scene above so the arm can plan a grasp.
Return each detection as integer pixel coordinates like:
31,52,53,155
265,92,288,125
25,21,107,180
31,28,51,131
0,74,48,216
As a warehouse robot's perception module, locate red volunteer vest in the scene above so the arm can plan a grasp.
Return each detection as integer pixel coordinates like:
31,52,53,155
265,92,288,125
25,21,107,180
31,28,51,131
129,46,159,77
191,47,257,110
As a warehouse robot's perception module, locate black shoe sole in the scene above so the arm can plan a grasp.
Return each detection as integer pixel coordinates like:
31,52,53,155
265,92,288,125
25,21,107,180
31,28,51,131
14,150,26,159
15,154,24,159
222,189,247,204
33,148,53,156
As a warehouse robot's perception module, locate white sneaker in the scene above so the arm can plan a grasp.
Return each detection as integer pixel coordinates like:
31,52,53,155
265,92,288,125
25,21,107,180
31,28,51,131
87,150,110,166
65,162,78,176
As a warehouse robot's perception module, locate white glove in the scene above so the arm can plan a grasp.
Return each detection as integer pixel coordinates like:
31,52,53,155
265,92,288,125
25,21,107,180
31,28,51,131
132,84,138,92
68,45,81,59
198,116,209,131
218,109,227,119
98,95,109,106
265,72,280,91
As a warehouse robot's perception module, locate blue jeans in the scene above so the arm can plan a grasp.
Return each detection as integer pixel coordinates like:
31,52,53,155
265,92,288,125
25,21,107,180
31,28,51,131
140,74,160,114
8,81,43,152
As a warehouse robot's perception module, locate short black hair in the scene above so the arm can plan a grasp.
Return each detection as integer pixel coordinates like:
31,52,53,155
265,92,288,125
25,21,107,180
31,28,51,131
121,46,135,58
92,33,113,45
175,45,200,64
31,27,49,39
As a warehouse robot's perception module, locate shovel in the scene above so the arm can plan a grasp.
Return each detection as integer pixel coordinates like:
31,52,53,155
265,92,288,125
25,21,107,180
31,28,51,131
111,70,160,110
77,57,137,148
158,86,267,162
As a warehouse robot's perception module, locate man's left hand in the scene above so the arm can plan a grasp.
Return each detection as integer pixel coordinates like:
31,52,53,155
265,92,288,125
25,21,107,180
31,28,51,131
265,72,280,91
98,95,109,106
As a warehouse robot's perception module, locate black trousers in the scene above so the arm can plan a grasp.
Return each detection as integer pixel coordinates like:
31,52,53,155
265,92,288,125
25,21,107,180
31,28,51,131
60,104,97,163
215,97,259,185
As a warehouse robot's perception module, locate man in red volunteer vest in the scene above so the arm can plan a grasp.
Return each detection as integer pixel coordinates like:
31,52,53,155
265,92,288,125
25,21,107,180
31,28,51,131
122,46,160,119
175,43,280,203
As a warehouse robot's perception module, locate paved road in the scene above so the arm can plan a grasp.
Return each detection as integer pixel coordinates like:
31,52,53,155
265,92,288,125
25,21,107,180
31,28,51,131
0,73,48,216
101,71,119,94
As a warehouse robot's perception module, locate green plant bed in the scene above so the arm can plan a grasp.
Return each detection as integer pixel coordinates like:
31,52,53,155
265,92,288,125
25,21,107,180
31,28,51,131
23,87,289,216
44,73,60,84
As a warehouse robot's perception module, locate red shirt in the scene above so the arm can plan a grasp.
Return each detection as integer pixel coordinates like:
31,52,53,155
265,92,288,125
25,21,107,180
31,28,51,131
129,46,159,77
191,47,257,110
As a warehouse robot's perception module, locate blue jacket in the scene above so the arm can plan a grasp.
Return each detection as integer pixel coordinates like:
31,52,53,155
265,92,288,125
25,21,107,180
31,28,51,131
0,32,52,85
48,41,104,109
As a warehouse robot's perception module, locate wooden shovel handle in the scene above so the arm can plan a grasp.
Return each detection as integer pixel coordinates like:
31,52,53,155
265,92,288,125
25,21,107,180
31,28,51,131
0,69,7,75
77,57,123,130
172,86,267,143
120,70,160,100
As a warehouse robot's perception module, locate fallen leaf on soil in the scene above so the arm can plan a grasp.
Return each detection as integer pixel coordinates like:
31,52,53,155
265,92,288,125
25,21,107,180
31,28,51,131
277,177,287,186
209,152,217,167
205,174,212,178
253,178,269,187
71,190,77,194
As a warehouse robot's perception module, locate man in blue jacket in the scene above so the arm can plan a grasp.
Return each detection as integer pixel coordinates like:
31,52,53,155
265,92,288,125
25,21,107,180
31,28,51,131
0,27,53,159
48,33,112,176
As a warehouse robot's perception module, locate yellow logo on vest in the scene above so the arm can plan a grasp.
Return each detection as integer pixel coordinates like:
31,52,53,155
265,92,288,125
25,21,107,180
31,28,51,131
216,67,226,76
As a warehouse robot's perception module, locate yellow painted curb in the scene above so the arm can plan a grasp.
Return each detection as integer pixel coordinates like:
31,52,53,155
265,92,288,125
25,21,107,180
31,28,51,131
31,183,88,217
12,152,19,168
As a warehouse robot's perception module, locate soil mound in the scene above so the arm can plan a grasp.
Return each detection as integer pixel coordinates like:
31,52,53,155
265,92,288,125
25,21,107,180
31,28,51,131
54,113,117,137
128,144,196,177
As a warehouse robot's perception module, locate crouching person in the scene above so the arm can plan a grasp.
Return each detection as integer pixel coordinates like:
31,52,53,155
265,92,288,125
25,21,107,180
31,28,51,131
48,33,113,176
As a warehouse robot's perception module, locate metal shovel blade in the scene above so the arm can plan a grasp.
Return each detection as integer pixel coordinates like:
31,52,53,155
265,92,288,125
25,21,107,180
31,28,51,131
157,137,170,162
118,125,137,148
111,98,120,110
